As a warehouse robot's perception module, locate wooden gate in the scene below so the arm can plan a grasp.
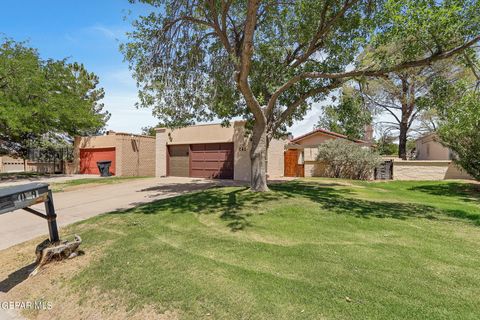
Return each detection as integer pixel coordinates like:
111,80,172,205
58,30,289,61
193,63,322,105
374,160,393,180
284,149,304,177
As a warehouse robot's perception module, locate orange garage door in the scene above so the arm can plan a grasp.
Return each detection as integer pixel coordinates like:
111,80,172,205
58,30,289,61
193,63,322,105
79,147,116,175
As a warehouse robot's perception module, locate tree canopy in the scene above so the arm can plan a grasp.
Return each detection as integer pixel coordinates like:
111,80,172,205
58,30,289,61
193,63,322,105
438,89,480,180
123,0,480,190
0,39,110,157
316,86,372,140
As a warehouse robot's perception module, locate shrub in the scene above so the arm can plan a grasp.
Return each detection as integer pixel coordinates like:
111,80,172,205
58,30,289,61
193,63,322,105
438,91,480,180
317,140,382,180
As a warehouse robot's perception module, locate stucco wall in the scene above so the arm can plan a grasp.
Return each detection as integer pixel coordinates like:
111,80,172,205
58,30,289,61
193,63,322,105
294,133,336,146
393,160,473,180
304,161,328,178
416,134,451,160
165,123,235,145
156,121,286,181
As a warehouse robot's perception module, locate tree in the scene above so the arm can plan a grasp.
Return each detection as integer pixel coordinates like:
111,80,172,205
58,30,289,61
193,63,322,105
0,39,110,158
123,0,480,191
316,85,372,140
438,90,480,180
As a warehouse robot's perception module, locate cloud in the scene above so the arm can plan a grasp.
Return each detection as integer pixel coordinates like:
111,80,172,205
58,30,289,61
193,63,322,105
86,24,128,41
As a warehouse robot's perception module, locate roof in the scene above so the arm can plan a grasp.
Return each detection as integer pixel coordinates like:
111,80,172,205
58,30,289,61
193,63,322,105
415,132,437,142
290,128,368,144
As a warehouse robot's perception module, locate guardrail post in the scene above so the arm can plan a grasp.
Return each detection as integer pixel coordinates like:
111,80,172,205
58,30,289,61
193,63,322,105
44,190,59,242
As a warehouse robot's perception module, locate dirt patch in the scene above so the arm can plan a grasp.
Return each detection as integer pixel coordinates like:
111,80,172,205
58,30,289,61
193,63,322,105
0,235,177,320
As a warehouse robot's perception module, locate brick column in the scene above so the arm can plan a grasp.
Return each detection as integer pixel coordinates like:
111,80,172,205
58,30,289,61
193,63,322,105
155,128,167,177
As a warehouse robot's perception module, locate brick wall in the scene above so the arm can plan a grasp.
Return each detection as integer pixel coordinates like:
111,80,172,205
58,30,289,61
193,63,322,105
115,133,156,177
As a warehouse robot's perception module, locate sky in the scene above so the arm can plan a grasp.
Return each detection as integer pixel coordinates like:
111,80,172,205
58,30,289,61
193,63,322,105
0,1,331,137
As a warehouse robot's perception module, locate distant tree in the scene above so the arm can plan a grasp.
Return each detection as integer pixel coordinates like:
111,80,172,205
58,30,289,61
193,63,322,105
124,0,480,191
316,85,372,140
0,39,110,158
141,126,157,136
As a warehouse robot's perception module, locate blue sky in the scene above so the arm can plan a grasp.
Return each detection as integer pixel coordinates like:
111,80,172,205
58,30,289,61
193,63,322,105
0,1,321,136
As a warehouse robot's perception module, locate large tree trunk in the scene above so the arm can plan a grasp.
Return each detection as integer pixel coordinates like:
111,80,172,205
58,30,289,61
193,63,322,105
250,122,269,192
398,121,408,160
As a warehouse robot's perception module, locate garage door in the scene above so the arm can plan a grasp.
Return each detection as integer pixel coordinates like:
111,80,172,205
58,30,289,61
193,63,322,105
168,145,189,177
80,147,116,175
190,143,234,179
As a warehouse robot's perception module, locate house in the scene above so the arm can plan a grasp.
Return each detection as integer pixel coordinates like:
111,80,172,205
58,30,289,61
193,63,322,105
73,131,156,176
415,132,455,160
0,156,24,173
284,128,370,177
155,121,287,181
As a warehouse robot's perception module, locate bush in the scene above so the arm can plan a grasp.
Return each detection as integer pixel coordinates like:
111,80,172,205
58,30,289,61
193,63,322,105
317,140,382,180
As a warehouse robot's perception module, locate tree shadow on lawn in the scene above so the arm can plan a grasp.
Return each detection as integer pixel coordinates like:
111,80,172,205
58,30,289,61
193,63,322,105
111,181,480,231
408,182,480,203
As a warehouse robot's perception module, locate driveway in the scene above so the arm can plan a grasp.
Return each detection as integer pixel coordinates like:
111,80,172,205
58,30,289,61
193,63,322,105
0,177,236,251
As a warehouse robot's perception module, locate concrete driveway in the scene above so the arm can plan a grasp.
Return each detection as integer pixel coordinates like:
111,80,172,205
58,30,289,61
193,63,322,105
0,177,235,250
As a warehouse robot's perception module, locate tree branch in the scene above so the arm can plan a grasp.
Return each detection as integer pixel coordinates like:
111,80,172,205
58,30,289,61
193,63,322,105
269,35,480,107
291,0,359,68
235,0,264,123
270,80,343,134
301,35,480,80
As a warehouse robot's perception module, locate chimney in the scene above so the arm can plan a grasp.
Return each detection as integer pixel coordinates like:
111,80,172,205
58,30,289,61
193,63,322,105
363,124,373,142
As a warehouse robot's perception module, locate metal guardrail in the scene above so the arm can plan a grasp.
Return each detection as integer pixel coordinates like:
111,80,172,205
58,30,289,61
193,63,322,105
0,183,59,242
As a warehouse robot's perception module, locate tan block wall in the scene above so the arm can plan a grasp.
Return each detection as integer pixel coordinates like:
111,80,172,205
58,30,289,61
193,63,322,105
393,160,474,180
115,134,156,177
155,129,168,177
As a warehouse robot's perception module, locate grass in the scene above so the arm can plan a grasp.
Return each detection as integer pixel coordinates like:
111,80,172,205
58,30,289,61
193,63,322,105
50,176,149,192
5,179,480,319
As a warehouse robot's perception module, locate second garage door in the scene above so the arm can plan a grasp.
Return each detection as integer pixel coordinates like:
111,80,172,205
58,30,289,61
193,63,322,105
79,147,116,175
190,143,234,179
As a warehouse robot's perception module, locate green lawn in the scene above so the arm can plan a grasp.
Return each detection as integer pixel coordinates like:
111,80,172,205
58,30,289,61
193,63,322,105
25,179,480,319
51,176,149,192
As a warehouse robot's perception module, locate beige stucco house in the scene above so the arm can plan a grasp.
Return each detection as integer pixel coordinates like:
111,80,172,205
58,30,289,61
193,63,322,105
155,121,287,181
415,133,454,160
284,128,369,177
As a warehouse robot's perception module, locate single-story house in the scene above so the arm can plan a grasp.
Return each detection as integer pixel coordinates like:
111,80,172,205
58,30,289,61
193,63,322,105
415,132,455,160
155,121,287,181
0,156,24,173
284,128,370,177
74,131,156,176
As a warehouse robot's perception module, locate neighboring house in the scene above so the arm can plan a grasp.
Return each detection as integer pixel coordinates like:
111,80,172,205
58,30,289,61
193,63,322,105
0,156,24,173
74,131,156,177
155,121,287,181
284,128,369,177
415,132,455,160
